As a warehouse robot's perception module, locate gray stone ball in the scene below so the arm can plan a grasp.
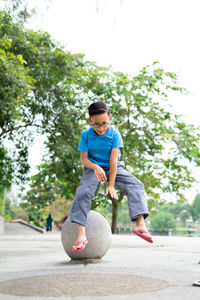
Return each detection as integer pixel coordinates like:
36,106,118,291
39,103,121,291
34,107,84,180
61,210,112,260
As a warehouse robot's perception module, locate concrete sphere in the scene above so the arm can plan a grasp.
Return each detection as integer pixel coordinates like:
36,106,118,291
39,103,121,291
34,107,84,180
61,210,112,260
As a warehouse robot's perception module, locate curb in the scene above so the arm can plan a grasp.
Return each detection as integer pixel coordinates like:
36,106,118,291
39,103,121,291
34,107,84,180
11,220,45,234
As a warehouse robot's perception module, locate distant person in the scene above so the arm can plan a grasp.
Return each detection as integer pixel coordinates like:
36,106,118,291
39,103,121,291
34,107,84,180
58,221,63,231
46,214,53,232
63,214,68,222
70,102,153,252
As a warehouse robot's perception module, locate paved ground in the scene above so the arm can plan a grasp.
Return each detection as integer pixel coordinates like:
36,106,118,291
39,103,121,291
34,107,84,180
0,223,200,299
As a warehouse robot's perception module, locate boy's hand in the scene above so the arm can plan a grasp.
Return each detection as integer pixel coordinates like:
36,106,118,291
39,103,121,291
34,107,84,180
94,165,107,182
106,185,118,199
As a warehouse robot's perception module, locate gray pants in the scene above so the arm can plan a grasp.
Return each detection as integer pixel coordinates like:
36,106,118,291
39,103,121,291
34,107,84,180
70,162,149,226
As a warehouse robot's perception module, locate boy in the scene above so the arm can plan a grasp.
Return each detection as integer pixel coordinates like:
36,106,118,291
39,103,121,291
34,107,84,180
70,102,153,251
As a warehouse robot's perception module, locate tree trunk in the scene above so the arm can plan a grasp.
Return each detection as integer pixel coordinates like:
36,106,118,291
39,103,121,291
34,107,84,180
111,192,124,234
111,198,118,234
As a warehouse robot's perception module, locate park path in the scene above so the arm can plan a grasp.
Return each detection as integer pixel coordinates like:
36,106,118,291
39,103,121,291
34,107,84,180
0,229,200,299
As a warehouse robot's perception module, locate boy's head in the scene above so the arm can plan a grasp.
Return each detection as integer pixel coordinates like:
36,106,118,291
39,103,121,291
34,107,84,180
87,102,112,136
88,101,110,117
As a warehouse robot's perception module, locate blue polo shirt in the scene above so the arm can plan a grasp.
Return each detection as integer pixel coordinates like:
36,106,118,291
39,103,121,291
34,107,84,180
78,126,123,167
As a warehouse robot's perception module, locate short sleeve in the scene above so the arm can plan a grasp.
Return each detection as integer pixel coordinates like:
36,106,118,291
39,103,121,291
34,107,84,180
112,130,123,149
78,132,88,152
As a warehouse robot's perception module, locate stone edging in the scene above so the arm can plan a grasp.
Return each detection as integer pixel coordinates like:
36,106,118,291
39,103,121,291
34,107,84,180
11,220,44,234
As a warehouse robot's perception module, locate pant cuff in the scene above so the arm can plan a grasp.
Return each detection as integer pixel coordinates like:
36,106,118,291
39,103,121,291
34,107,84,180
70,219,86,227
131,213,149,222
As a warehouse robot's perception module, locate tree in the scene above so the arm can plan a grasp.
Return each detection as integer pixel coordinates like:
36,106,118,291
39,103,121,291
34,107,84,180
0,7,86,188
9,206,28,221
0,187,5,216
150,212,176,233
191,193,200,221
1,7,200,233
22,58,200,233
50,197,71,224
159,202,192,223
83,65,200,232
0,10,34,186
0,145,13,215
39,62,200,233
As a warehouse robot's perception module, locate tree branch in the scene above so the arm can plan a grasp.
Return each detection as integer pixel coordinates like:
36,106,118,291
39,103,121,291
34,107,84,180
0,123,43,138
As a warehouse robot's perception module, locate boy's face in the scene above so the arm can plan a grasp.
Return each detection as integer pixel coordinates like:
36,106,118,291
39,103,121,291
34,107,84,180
87,112,112,136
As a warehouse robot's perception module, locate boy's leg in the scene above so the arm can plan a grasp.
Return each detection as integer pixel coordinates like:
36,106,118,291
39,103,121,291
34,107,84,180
111,163,151,236
70,168,100,250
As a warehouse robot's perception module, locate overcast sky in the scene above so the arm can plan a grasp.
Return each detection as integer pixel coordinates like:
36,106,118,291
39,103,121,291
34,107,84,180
27,0,200,124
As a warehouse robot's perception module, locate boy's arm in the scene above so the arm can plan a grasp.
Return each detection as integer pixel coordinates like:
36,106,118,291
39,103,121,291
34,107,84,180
80,152,107,182
106,148,119,199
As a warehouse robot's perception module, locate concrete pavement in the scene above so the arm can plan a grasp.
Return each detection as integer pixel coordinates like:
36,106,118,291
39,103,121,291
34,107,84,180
0,223,200,299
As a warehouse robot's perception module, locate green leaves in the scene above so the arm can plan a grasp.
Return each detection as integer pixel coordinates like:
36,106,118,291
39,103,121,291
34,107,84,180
150,212,176,232
0,145,13,189
191,193,200,221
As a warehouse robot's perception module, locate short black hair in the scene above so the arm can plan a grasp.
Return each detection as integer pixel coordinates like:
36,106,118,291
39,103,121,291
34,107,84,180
88,102,110,117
